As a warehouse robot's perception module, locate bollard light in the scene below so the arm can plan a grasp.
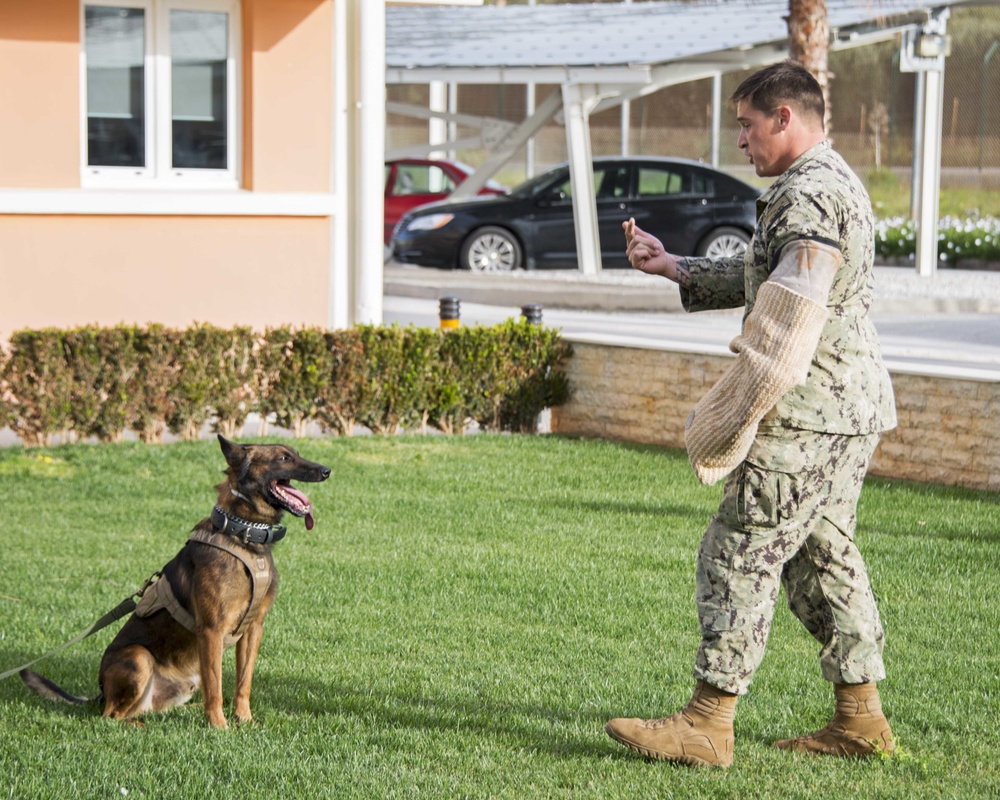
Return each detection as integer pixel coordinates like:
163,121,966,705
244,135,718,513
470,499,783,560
439,296,461,329
521,303,543,325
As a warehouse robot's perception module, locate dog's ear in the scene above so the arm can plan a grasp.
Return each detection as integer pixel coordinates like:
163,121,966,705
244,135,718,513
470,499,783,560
218,434,245,467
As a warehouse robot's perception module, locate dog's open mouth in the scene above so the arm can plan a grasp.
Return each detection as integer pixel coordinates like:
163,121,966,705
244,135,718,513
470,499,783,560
270,480,315,530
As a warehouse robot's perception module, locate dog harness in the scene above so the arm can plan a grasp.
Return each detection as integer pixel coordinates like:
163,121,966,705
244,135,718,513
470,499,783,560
134,525,275,648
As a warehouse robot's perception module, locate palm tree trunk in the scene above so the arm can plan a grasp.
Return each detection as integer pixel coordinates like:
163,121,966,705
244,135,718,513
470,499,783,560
787,0,832,133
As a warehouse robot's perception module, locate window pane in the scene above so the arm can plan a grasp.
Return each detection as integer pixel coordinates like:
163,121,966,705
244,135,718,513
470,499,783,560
596,167,629,198
637,168,689,197
544,168,610,203
85,6,146,168
171,10,228,170
392,165,458,195
692,173,713,195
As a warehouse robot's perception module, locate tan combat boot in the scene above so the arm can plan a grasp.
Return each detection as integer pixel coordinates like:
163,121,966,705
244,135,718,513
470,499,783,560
604,681,737,767
774,682,895,757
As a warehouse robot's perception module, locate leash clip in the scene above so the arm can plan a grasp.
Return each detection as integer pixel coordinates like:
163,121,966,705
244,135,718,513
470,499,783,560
134,571,162,601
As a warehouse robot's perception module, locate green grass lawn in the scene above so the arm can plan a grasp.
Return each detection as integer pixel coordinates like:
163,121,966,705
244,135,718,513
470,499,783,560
865,178,1000,219
1,436,997,799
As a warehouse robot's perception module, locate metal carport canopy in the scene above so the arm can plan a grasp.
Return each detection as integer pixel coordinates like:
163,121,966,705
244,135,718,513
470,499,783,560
385,0,965,275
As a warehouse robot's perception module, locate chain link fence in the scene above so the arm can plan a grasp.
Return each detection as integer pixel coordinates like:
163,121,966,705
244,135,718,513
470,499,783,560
387,4,1000,193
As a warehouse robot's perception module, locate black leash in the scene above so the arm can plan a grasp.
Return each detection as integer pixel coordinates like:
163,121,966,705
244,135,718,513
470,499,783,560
0,572,159,682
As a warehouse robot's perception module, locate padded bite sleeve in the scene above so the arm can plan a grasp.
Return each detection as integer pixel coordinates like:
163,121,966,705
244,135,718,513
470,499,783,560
684,281,829,485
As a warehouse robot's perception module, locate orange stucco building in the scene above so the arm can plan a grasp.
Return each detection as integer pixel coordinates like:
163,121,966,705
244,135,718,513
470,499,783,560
0,0,386,342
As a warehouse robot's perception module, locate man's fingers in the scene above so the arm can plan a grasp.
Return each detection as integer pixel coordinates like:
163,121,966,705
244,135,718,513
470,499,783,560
623,217,636,245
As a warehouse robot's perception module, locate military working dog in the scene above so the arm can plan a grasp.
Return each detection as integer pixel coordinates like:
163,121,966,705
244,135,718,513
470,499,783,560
21,435,330,728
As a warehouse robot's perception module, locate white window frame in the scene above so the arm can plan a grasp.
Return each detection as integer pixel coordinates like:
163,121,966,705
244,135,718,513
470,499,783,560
80,0,241,189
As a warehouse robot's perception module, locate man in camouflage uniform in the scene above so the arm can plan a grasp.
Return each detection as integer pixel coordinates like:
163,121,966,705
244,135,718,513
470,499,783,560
604,61,897,768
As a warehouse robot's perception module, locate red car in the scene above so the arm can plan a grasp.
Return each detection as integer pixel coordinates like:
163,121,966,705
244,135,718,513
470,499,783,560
384,157,507,244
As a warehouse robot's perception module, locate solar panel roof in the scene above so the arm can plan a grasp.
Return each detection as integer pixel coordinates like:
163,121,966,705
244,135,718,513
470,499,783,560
386,0,965,80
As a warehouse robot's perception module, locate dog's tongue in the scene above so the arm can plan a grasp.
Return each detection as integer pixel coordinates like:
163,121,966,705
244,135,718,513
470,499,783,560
272,481,314,528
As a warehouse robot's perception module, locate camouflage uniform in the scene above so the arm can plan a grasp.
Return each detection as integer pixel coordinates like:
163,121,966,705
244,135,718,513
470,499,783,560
679,141,896,694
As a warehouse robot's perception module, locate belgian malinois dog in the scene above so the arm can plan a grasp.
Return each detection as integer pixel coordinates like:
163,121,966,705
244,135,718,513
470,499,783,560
21,435,330,728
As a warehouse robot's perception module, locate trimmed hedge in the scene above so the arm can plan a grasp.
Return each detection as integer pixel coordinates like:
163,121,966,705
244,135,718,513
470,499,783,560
0,321,572,447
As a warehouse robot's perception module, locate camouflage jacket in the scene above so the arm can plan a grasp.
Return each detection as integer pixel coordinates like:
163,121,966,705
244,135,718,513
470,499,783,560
680,141,897,435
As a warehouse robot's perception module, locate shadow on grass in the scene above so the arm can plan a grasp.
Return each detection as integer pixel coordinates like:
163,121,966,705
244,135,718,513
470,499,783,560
2,648,624,759
860,477,1000,544
0,649,99,713
251,671,632,760
2,647,829,769
556,498,709,521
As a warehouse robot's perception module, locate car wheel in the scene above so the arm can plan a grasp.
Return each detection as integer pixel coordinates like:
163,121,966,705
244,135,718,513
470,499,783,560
460,226,522,272
697,227,751,258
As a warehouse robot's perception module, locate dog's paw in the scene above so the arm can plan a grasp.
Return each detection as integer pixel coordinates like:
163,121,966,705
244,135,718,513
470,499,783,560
205,713,229,729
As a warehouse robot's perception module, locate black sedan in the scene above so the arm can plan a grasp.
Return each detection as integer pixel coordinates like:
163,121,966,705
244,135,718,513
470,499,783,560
389,156,760,271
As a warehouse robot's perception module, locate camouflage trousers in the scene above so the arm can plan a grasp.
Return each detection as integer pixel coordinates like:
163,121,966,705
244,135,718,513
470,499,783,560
693,428,886,695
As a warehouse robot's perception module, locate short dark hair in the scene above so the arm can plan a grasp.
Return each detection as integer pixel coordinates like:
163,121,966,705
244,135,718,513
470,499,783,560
730,61,825,123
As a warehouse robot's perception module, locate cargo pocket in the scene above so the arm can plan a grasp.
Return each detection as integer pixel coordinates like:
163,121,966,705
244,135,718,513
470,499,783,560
736,461,787,530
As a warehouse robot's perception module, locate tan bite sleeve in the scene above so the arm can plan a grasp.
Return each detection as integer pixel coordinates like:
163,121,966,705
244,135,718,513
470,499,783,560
684,281,829,485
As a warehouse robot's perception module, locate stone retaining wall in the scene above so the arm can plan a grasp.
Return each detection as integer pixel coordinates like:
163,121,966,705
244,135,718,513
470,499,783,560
549,338,1000,492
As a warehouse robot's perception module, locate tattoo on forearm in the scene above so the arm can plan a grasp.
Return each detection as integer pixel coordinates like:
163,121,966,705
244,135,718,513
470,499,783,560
675,257,691,287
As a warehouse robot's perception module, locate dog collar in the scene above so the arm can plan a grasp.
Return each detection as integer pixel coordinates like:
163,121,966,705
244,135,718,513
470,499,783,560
211,506,286,545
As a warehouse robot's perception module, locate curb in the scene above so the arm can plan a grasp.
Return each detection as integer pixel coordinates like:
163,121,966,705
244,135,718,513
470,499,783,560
384,265,1000,315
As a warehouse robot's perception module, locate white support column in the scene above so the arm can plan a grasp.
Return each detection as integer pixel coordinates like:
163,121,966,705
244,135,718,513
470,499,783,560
345,0,385,324
710,72,722,167
562,82,602,276
620,0,632,157
525,81,536,177
901,11,950,279
329,0,350,329
620,99,631,156
526,0,537,174
910,70,925,222
915,65,944,278
447,82,458,161
429,80,447,161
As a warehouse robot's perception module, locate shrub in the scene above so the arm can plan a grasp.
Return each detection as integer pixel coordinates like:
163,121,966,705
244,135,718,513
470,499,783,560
314,328,365,437
436,324,507,432
875,215,1000,263
130,324,179,444
496,320,572,434
937,215,1000,263
0,321,574,444
1,329,74,447
211,326,260,439
0,342,9,432
425,330,472,436
167,324,222,441
355,325,440,435
63,326,141,443
257,327,331,438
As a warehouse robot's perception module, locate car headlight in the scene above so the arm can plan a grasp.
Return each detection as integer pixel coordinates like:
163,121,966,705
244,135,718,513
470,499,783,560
404,213,455,232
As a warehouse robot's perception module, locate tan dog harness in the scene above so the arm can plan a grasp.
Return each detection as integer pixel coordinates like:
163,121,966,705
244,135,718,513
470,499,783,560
134,529,273,648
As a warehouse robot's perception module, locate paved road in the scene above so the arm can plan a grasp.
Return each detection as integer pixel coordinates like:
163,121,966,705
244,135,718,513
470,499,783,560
383,294,1000,380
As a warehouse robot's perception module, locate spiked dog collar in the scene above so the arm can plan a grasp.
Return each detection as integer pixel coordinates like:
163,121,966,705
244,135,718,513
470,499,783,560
211,506,286,545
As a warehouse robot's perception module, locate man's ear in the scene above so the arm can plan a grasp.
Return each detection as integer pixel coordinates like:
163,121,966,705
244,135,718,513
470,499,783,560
776,105,792,130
